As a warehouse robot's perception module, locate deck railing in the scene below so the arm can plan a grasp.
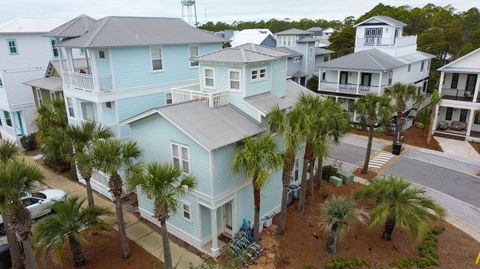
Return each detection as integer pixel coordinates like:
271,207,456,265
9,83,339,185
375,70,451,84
319,81,377,94
171,86,229,108
355,36,416,47
63,72,113,92
441,88,475,102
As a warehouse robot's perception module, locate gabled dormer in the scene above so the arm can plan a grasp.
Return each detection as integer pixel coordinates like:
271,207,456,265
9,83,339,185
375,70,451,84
353,16,416,57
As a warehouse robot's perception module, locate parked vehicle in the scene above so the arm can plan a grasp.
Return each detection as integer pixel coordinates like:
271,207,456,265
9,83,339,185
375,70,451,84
0,189,66,235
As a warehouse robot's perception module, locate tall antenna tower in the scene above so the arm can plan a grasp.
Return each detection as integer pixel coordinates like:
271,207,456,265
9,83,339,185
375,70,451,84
181,0,198,26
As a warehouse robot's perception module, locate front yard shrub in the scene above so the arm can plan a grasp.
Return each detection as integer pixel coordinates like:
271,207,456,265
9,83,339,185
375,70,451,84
322,165,337,180
20,133,38,151
390,226,444,268
324,257,370,269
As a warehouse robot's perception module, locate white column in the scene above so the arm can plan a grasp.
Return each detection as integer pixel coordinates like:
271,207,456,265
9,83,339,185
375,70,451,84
356,71,361,94
432,104,440,132
467,108,475,137
378,72,383,95
210,208,219,255
96,103,104,126
437,72,445,96
336,70,341,92
65,48,75,85
472,73,480,103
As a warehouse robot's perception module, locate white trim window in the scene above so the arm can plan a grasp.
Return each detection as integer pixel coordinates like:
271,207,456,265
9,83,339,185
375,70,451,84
166,92,172,104
98,50,106,60
204,68,215,88
50,39,59,58
388,70,393,86
81,102,95,122
36,88,43,106
171,142,190,174
151,47,163,71
182,202,192,222
309,47,314,60
66,97,75,117
4,111,12,127
251,67,267,81
420,60,425,72
293,56,301,63
228,69,241,91
189,46,199,67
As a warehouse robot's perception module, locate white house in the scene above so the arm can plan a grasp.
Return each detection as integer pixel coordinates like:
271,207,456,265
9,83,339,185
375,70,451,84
229,29,277,48
0,18,65,142
432,48,480,141
318,16,433,121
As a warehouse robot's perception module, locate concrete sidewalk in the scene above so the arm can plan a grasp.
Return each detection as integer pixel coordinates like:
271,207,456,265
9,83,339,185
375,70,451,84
22,155,204,269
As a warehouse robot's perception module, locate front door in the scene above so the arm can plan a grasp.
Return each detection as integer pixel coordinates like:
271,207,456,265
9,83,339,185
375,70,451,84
466,74,478,95
340,71,348,85
222,201,233,237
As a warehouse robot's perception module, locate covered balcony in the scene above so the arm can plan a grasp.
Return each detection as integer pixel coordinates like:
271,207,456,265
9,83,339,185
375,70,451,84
355,35,417,48
171,84,229,108
318,69,387,95
433,106,480,141
439,72,479,103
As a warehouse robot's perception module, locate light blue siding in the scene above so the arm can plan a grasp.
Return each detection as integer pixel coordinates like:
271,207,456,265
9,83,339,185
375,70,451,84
117,93,166,121
228,93,261,120
213,144,248,196
245,64,271,97
129,114,212,196
102,102,116,125
271,59,287,97
200,205,211,239
111,43,221,90
199,64,229,91
93,49,111,76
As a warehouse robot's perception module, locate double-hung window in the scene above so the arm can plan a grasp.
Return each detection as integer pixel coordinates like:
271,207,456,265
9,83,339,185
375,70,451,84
251,67,266,81
166,93,173,104
204,68,214,88
50,38,59,58
36,88,43,106
182,202,191,221
7,39,18,55
172,143,190,174
189,46,199,67
98,50,106,60
82,102,95,122
420,61,425,72
66,97,75,117
4,111,12,127
151,47,163,71
229,70,241,91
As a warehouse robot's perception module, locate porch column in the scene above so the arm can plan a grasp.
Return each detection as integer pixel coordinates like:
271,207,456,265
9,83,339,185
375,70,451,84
438,72,445,95
96,103,104,126
210,208,219,255
57,39,65,73
432,104,440,132
65,49,75,85
336,70,340,92
356,71,361,94
378,72,383,95
473,73,480,103
467,108,475,137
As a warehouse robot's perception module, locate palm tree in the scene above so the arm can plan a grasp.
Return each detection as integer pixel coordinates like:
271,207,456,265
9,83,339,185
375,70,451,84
320,196,368,254
87,139,141,259
0,141,23,269
355,94,393,174
62,122,112,206
355,176,445,241
128,163,196,269
33,197,111,267
267,105,303,234
232,134,283,242
0,160,45,269
426,90,442,145
384,83,423,147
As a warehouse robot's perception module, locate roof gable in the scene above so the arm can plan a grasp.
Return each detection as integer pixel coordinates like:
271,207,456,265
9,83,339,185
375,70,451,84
46,15,96,38
354,16,406,28
438,48,480,72
195,44,290,63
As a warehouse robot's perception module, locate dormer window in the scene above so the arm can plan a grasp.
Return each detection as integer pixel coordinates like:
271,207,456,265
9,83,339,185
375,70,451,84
251,67,266,81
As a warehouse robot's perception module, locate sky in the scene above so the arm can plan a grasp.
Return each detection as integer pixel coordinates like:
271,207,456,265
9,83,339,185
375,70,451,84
0,0,478,26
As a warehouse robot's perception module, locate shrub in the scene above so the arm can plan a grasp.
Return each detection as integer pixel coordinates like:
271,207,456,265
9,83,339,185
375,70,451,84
306,75,319,91
20,133,38,151
324,257,370,269
390,258,415,268
322,165,337,180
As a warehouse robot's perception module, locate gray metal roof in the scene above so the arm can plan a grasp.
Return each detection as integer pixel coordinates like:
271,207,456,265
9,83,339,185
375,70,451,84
236,43,292,57
297,36,316,43
315,47,334,55
354,16,407,28
59,16,226,48
46,15,96,38
194,47,278,63
272,47,302,57
245,80,313,115
127,101,264,151
319,49,405,71
306,27,323,32
24,77,62,91
275,28,312,36
291,70,307,78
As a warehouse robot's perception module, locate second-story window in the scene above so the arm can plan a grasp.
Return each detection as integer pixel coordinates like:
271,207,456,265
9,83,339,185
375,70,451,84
166,92,172,104
420,61,425,72
4,111,12,127
36,88,43,106
171,143,189,174
229,70,241,91
98,50,106,60
189,46,199,67
7,39,18,55
66,97,75,117
204,68,214,88
408,64,411,72
151,47,163,71
293,56,301,63
251,67,266,81
50,39,59,58
451,73,459,89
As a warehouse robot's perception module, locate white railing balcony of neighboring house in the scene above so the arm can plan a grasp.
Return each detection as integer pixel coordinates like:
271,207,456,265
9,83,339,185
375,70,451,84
63,71,113,92
356,35,416,47
171,85,230,108
319,81,378,94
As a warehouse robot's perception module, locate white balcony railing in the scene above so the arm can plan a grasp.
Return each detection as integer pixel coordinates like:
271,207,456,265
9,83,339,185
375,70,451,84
319,81,377,94
63,72,113,92
355,35,416,48
171,85,229,108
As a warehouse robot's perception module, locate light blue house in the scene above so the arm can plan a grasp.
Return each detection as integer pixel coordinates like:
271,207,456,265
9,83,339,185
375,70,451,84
46,16,225,198
123,44,312,257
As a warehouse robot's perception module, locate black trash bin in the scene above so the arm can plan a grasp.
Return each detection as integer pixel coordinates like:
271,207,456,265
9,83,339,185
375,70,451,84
392,142,402,155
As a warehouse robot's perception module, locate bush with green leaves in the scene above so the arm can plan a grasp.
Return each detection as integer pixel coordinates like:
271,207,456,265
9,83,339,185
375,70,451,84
324,257,370,269
322,165,337,180
20,133,38,151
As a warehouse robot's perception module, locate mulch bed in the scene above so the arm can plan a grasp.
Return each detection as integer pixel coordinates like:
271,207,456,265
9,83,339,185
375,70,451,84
469,142,480,155
351,126,443,151
272,182,480,269
353,168,377,180
37,230,163,269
